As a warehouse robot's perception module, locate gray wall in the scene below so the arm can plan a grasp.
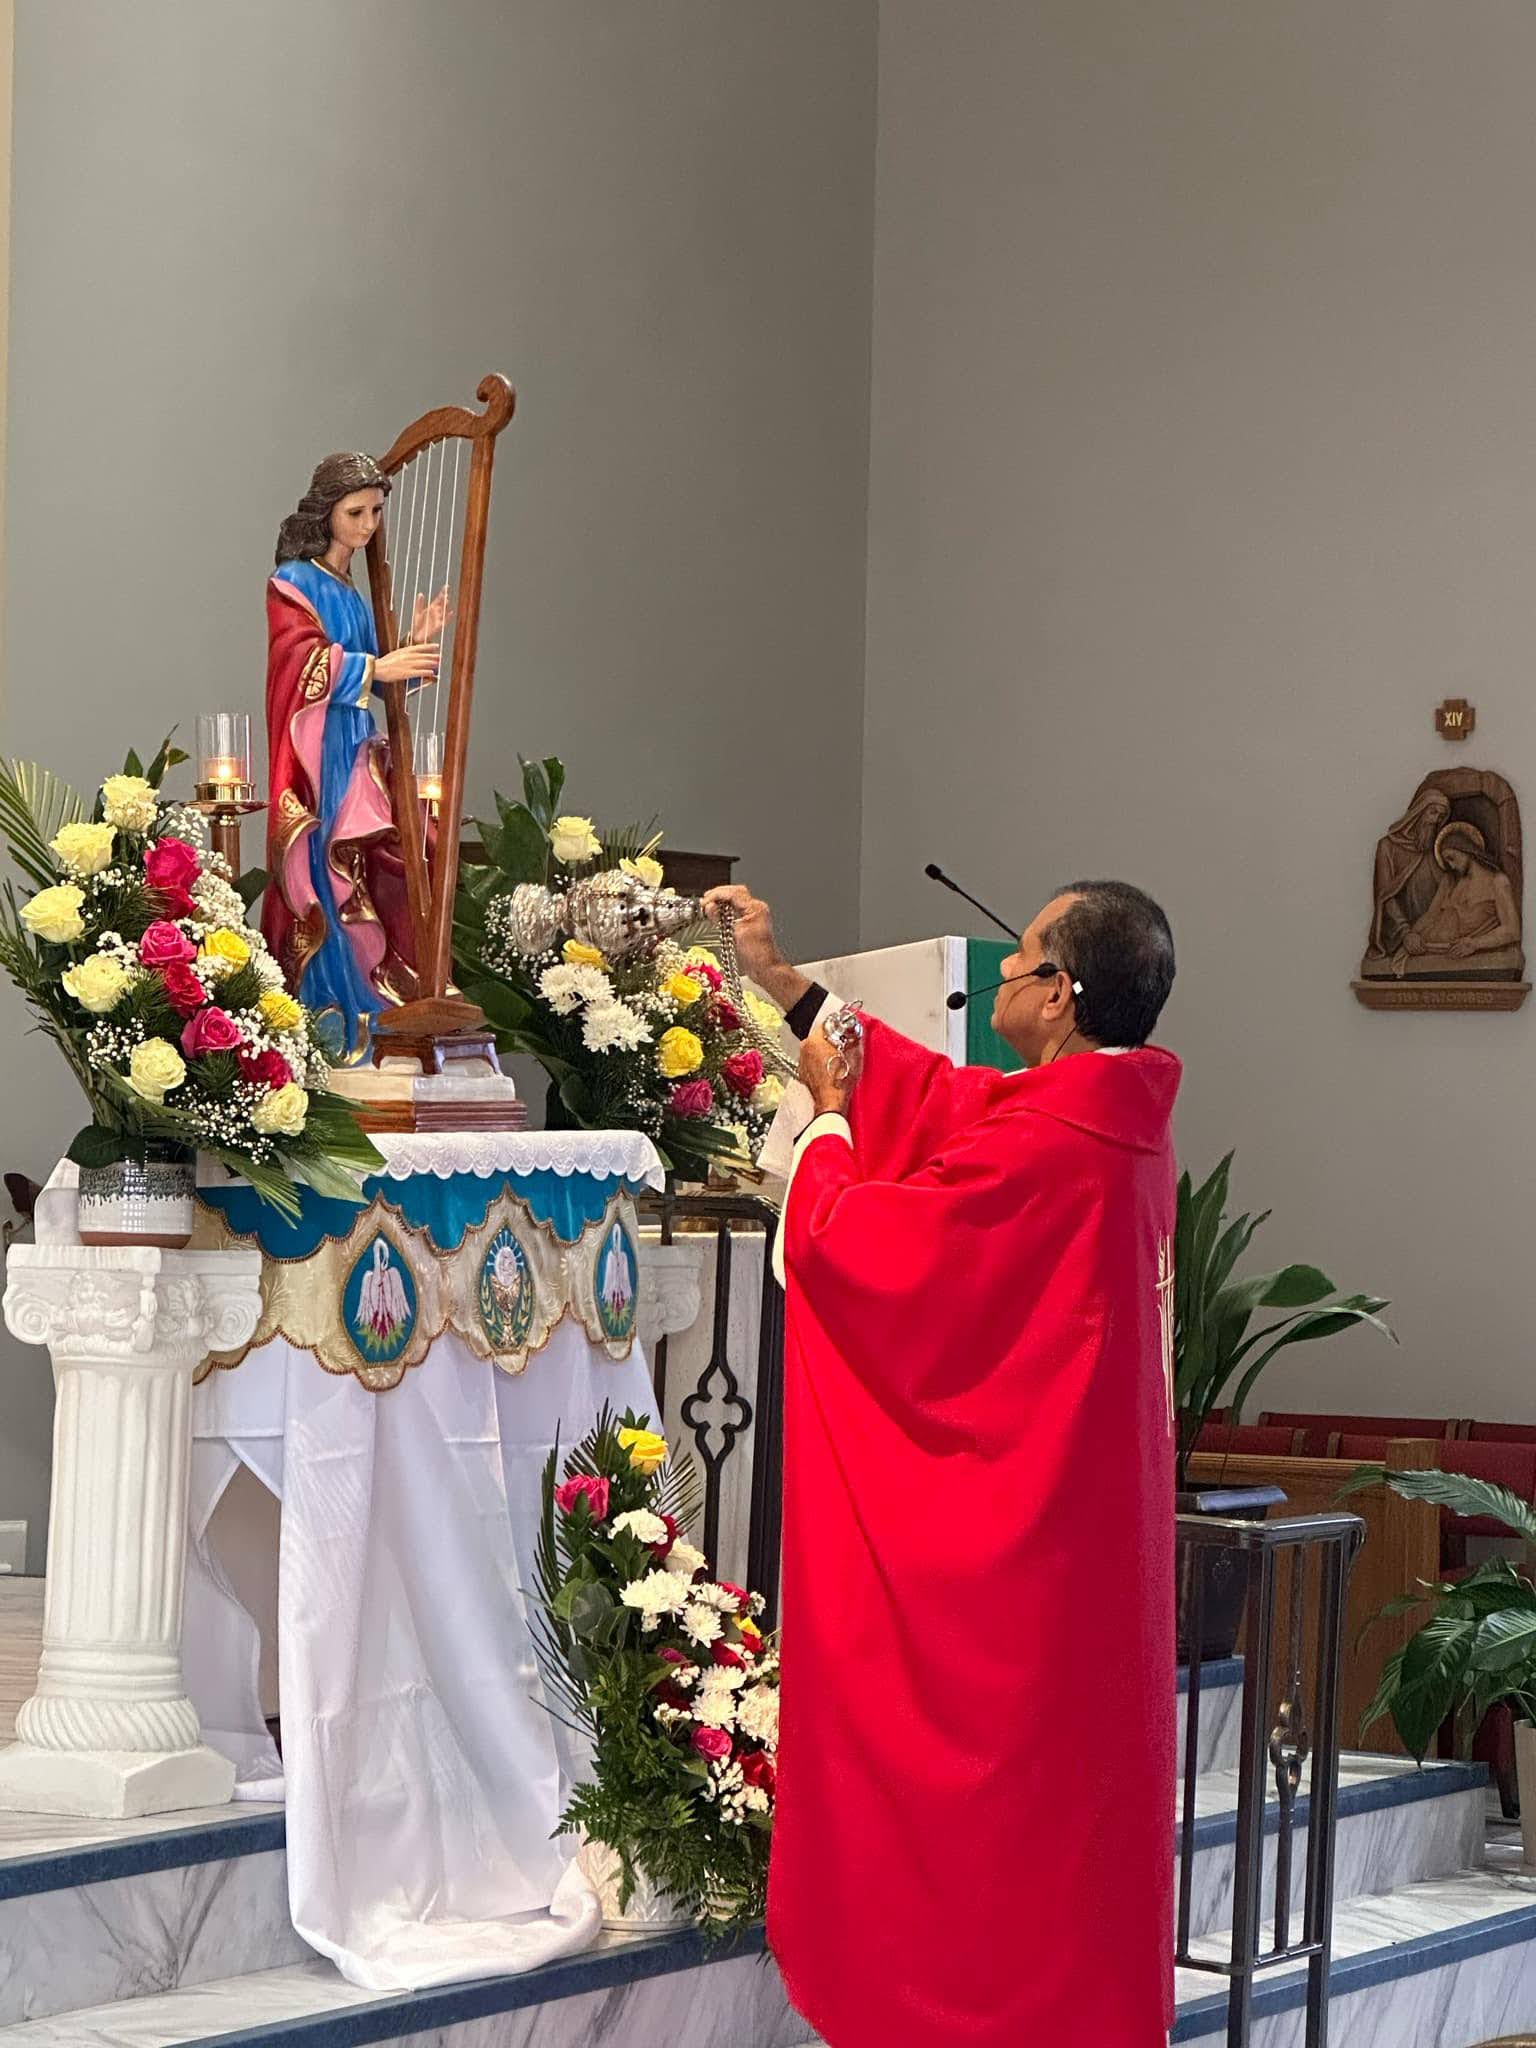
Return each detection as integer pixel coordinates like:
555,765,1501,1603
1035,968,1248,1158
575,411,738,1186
863,2,1536,1419
0,0,876,1570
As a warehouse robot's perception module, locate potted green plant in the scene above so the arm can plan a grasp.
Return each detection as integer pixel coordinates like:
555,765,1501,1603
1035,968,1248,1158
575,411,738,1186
1344,1463,1536,1856
1175,1154,1393,1657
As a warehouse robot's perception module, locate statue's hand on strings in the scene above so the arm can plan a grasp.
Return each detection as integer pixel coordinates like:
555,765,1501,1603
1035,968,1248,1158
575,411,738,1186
412,586,453,641
376,641,440,688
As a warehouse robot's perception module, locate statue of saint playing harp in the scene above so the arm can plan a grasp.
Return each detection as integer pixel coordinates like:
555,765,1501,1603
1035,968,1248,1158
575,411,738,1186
262,377,523,1119
262,453,446,1042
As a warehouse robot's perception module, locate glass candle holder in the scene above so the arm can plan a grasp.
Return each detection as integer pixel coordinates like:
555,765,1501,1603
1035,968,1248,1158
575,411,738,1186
415,727,445,807
196,713,254,805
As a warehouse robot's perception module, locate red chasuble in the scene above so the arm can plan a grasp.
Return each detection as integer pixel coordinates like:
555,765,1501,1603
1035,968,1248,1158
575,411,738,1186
768,1020,1181,2048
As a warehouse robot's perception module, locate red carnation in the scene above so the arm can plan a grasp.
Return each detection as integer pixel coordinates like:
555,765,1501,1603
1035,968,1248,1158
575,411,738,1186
649,1512,680,1561
691,1726,732,1762
553,1474,610,1521
717,1581,750,1613
668,1078,715,1119
139,920,196,968
238,1047,293,1090
721,1051,764,1099
713,998,743,1033
684,959,723,991
159,963,206,1017
181,1006,243,1058
144,836,200,896
654,1680,693,1712
711,1642,746,1671
741,1750,776,1797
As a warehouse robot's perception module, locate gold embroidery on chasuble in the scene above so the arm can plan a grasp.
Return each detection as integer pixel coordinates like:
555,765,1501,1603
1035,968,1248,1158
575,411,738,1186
192,1188,644,1392
1157,1235,1176,1433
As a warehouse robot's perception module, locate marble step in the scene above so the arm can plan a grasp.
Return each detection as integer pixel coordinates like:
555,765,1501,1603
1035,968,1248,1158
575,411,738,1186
0,1928,804,2047
1177,1655,1243,1778
0,1804,304,2026
1176,1753,1487,1940
1174,1852,1536,2045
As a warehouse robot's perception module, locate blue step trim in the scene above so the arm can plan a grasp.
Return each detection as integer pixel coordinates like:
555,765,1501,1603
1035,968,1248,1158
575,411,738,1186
185,1926,767,2047
0,1809,286,1902
1177,1657,1244,1694
1182,1759,1488,1856
1173,1899,1536,2040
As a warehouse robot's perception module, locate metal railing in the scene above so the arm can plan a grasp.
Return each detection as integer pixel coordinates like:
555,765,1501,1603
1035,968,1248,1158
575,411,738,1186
1176,1511,1365,2048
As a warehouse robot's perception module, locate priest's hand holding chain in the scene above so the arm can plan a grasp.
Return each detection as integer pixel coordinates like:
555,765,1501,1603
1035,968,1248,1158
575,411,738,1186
702,885,812,1016
801,1018,862,1117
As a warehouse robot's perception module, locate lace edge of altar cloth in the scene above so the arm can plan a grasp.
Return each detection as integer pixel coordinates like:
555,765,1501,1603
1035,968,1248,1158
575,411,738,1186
194,1183,645,1392
364,1129,664,1188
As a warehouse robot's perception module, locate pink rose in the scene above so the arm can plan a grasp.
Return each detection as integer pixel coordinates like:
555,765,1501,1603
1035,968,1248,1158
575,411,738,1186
144,836,200,896
684,959,723,991
139,920,196,968
659,1646,691,1666
722,1050,764,1099
181,1006,243,1057
691,1725,732,1762
713,999,743,1032
159,963,206,1017
741,1750,776,1797
553,1474,610,1520
238,1047,293,1090
668,1079,715,1119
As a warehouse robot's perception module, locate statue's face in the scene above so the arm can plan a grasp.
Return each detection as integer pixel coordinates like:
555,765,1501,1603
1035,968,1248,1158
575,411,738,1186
329,487,386,555
1444,847,1471,876
1423,798,1450,840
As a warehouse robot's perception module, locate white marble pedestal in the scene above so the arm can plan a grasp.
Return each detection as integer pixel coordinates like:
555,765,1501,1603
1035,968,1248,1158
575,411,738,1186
0,1243,262,1817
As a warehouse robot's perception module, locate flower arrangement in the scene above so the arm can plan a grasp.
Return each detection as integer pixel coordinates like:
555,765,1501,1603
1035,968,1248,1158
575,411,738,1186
0,738,382,1214
533,1406,778,1930
455,757,787,1182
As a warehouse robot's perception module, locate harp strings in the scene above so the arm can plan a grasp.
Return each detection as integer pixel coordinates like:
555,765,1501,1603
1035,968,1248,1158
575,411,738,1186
384,440,467,813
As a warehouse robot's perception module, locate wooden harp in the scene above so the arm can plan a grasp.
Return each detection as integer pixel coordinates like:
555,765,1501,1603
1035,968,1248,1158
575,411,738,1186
363,373,514,1069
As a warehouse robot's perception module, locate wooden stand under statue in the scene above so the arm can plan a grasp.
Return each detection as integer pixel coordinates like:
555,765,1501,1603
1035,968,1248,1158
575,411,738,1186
261,373,527,1128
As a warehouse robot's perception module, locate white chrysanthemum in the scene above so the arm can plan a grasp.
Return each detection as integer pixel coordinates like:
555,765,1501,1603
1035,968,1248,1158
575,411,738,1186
619,1569,690,1622
664,1538,708,1580
611,1508,669,1546
538,963,613,1015
581,1001,651,1054
735,1683,779,1748
693,1685,736,1729
681,1601,724,1648
700,1663,747,1693
689,1582,741,1612
748,1592,767,1617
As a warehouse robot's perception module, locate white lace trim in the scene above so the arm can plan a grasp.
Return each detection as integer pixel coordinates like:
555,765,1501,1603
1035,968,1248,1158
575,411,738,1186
368,1130,665,1190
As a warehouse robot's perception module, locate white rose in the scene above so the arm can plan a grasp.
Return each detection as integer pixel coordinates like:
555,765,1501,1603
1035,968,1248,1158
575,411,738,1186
252,1082,309,1136
61,953,132,1014
128,1037,186,1102
664,1538,708,1580
548,815,602,865
100,775,160,833
50,822,116,878
21,884,86,944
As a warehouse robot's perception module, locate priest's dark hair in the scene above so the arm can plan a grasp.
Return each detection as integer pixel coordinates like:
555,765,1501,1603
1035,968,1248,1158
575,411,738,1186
1044,882,1175,1048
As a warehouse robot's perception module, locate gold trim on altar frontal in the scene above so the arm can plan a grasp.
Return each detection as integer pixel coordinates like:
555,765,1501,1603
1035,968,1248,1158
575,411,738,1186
191,1185,642,1392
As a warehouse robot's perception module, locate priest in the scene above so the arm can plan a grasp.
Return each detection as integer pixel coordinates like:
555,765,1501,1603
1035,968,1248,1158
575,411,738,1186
704,880,1181,2048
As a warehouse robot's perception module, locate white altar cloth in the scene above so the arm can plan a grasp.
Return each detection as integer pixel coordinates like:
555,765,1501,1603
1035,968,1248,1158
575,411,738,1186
180,1131,663,1992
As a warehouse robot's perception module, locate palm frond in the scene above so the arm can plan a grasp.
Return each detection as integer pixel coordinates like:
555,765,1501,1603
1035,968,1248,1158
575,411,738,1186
0,758,86,889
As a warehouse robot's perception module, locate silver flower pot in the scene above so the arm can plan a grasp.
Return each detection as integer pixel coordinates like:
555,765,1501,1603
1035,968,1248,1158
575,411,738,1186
77,1144,196,1249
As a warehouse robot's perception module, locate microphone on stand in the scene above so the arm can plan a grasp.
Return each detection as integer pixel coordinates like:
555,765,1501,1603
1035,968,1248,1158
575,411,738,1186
923,862,1018,941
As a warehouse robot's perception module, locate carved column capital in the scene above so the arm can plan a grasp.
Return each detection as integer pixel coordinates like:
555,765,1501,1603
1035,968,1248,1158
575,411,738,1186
637,1241,706,1348
3,1245,262,1365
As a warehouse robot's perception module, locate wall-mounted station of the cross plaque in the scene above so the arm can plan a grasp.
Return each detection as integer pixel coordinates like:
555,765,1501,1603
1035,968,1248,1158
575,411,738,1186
1354,767,1529,1011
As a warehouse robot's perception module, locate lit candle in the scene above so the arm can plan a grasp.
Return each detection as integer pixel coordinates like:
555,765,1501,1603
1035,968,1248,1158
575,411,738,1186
197,715,253,803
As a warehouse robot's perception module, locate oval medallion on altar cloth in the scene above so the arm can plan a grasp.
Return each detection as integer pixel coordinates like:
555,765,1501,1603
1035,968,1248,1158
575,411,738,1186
478,1226,535,1356
342,1231,418,1368
593,1217,639,1344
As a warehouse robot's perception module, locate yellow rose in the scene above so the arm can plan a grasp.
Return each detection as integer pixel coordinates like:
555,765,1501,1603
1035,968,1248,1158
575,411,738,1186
620,855,665,889
548,815,601,865
252,1082,309,1136
656,1026,704,1078
258,988,303,1033
129,1037,186,1102
200,927,252,971
50,821,116,878
61,953,132,1015
662,971,703,1008
618,1425,668,1475
21,883,86,945
563,939,608,969
100,774,159,833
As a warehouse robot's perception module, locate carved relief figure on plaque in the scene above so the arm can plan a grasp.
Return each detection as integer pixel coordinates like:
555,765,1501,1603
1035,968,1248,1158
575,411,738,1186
1356,767,1528,1010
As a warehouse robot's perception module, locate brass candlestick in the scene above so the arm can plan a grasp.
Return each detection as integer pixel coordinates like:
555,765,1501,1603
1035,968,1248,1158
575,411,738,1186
193,714,266,875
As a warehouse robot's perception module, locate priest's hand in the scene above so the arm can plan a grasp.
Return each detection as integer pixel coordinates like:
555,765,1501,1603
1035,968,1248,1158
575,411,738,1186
800,1022,858,1116
702,886,811,1014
